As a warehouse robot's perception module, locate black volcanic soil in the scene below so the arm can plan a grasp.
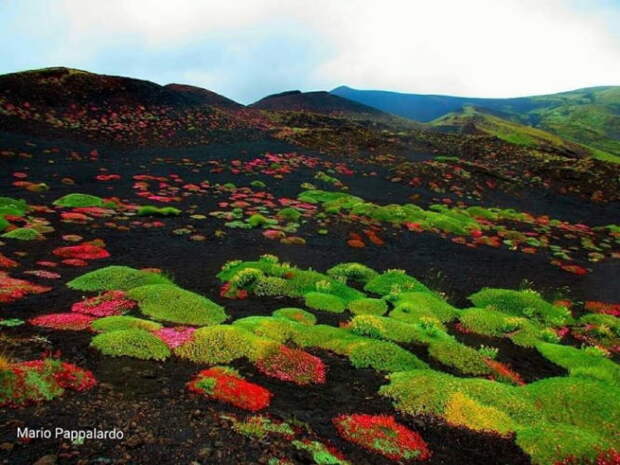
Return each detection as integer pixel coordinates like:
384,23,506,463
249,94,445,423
0,67,239,111
250,90,387,116
163,84,244,109
0,125,618,465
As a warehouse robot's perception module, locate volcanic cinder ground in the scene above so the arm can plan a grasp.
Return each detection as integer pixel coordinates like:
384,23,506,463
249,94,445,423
0,68,619,465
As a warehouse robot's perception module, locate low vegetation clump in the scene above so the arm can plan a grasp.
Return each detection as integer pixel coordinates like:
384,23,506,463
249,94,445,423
326,262,379,285
296,273,363,302
256,346,326,385
90,315,163,333
478,345,499,359
314,170,343,187
364,269,431,296
277,207,302,222
233,316,302,344
443,391,516,435
253,276,289,297
299,189,481,235
187,366,272,411
127,284,227,326
458,307,525,336
247,213,274,228
379,370,540,428
53,193,111,208
508,321,554,348
516,424,611,465
2,240,616,464
536,343,620,384
347,339,429,372
272,307,316,325
227,415,295,439
573,313,620,351
291,439,351,465
1,227,43,240
0,196,27,217
347,314,448,344
218,256,364,303
234,314,433,374
428,339,492,375
175,325,279,364
304,292,346,313
347,298,388,316
380,368,620,464
469,288,572,326
67,266,173,291
522,377,620,444
90,328,171,360
333,414,431,461
0,358,96,408
390,292,458,323
136,205,181,216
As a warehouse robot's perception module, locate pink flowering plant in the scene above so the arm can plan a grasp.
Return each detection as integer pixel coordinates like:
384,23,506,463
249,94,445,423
71,290,136,317
153,326,196,348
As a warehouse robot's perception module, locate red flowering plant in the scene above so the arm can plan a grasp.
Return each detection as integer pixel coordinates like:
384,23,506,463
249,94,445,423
52,244,110,260
0,272,51,303
555,449,620,465
1,357,96,408
71,207,116,217
28,313,95,331
21,359,96,392
23,270,61,279
256,346,326,385
333,414,431,461
61,258,89,267
0,252,18,268
219,282,248,300
60,212,91,222
187,366,272,411
95,174,121,181
585,301,620,317
484,359,525,386
71,290,136,317
557,263,589,275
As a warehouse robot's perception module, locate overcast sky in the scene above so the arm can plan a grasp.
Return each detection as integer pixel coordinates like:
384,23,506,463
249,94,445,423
1,0,619,104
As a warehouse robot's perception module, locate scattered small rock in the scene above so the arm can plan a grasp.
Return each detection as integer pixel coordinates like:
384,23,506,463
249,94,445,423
33,455,57,465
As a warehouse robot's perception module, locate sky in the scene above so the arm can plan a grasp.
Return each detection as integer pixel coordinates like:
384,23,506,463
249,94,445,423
1,0,619,104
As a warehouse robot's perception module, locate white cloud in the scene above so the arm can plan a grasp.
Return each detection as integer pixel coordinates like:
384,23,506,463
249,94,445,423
4,0,620,101
308,0,620,96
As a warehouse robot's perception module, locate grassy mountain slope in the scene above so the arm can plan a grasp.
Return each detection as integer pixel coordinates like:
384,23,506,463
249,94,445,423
430,106,619,162
332,85,620,160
